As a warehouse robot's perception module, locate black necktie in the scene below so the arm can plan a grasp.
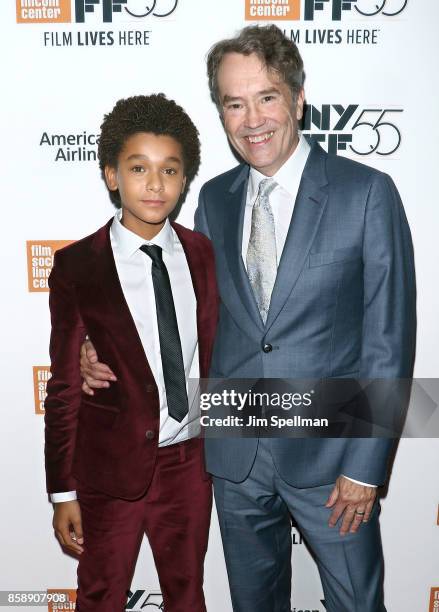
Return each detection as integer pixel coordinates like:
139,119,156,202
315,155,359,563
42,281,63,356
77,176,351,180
140,244,188,422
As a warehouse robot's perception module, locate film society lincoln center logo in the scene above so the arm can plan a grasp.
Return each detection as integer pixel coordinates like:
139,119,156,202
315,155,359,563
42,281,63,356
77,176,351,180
47,589,76,611
244,0,408,20
34,366,51,414
26,240,73,292
16,0,179,23
430,588,439,612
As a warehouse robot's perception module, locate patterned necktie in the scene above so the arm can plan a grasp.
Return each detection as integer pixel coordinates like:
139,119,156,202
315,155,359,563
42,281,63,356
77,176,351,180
140,244,188,422
246,178,278,324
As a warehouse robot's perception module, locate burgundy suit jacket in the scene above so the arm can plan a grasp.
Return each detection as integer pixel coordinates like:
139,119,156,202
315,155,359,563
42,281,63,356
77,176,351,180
44,218,218,500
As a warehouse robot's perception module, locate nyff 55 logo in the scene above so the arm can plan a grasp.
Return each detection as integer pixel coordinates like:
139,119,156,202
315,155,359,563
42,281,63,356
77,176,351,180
17,0,179,24
304,0,407,20
302,104,403,156
126,590,163,610
75,0,179,22
244,0,408,21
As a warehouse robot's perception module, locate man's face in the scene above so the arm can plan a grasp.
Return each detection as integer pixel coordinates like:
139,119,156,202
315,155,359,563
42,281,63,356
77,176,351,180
217,52,304,176
105,132,186,239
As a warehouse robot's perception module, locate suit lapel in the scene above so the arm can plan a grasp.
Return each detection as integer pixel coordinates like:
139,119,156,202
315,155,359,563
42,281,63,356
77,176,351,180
90,221,156,382
224,165,265,335
171,222,211,379
264,143,329,332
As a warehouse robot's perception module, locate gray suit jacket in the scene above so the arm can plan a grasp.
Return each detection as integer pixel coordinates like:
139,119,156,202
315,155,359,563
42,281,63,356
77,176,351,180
194,142,416,487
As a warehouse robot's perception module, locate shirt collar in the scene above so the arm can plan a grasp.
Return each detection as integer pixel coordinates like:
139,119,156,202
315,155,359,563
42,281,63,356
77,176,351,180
110,209,175,258
248,133,311,203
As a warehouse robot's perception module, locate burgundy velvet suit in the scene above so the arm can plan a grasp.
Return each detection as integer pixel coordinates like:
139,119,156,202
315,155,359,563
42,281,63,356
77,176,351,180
44,218,218,500
45,219,219,611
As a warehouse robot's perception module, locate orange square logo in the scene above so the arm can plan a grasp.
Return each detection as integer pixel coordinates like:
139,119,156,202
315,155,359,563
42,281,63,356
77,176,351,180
430,587,439,612
27,240,74,292
33,366,51,415
47,589,76,610
16,0,71,24
245,0,300,20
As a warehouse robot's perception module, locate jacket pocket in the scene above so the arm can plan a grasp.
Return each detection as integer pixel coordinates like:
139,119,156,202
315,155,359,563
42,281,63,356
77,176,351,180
80,398,120,414
309,246,362,268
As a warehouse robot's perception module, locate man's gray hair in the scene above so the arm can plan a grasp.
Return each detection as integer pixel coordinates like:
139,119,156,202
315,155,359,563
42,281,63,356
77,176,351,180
207,25,305,110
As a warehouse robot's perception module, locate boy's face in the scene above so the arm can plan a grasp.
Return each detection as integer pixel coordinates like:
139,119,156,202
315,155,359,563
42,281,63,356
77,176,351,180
105,132,186,239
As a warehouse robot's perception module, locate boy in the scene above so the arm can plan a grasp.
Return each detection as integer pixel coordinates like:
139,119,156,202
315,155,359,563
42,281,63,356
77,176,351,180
44,94,218,612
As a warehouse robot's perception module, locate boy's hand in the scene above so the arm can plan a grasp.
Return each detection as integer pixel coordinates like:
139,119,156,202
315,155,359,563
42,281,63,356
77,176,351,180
53,501,84,555
80,339,117,395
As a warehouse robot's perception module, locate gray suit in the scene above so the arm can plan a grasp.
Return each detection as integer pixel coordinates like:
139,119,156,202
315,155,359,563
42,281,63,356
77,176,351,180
194,142,416,611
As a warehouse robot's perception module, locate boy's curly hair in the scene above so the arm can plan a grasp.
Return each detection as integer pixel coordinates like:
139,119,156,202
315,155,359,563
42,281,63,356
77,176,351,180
98,94,201,207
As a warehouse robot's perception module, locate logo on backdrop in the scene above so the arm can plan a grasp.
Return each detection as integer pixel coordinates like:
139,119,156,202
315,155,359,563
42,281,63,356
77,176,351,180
303,0,408,20
47,589,76,610
301,104,403,156
245,0,407,44
244,0,408,21
33,367,51,414
40,131,99,162
430,588,439,612
16,0,71,23
16,0,178,23
27,241,74,292
126,590,164,610
245,0,300,20
44,589,163,610
76,0,178,22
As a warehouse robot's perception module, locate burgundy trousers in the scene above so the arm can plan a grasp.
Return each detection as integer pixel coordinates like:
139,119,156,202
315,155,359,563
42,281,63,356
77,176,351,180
75,438,212,612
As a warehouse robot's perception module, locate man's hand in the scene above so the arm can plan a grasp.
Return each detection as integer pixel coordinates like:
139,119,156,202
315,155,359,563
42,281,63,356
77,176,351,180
53,500,84,555
80,339,116,395
326,476,377,535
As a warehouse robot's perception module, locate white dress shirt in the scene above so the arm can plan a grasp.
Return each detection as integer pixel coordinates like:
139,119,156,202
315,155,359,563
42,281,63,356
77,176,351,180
51,212,199,503
241,135,375,490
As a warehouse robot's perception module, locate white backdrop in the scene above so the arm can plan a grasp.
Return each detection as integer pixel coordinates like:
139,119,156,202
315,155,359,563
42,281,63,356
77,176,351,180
1,1,438,610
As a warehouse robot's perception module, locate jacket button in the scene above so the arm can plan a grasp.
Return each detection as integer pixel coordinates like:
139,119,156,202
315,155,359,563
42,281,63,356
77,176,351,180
145,430,155,440
146,384,155,392
262,343,272,353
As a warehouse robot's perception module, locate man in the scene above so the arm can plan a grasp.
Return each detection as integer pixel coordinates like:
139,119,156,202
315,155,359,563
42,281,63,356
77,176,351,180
81,26,416,611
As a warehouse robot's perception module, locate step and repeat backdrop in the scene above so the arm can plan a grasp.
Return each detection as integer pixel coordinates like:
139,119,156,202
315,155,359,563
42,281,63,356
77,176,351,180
1,1,438,610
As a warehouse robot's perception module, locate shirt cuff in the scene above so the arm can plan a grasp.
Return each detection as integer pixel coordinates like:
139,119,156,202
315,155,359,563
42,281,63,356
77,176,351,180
50,491,77,503
341,475,376,488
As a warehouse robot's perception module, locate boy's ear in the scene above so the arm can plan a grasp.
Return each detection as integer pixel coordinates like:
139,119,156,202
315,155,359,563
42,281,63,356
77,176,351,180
104,165,118,191
181,176,187,194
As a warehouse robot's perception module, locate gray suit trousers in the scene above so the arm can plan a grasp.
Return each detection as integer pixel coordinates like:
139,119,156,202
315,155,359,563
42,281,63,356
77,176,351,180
213,439,386,612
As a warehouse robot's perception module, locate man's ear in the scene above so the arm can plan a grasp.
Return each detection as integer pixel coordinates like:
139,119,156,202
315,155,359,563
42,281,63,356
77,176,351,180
295,88,305,122
104,165,118,192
